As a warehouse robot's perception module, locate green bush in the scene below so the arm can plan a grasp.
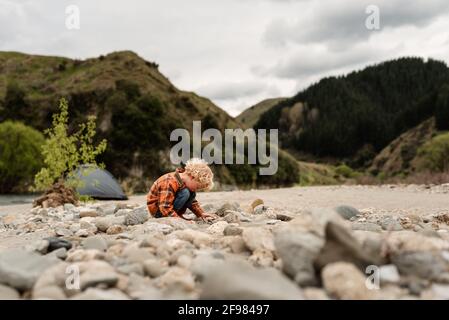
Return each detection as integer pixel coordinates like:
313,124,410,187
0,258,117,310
33,98,107,192
0,121,45,193
257,151,300,187
0,82,31,123
115,79,141,101
335,164,356,178
416,132,449,172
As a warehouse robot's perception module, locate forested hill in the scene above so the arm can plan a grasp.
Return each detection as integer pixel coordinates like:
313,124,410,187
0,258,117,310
0,51,300,193
256,57,449,166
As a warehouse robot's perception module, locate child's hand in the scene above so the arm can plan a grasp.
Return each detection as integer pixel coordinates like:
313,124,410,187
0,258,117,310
200,213,217,223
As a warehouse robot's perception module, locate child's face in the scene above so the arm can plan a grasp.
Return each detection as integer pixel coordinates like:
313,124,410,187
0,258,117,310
184,174,200,192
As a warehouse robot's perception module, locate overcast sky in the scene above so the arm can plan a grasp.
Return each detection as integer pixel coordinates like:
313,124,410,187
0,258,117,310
1,0,449,116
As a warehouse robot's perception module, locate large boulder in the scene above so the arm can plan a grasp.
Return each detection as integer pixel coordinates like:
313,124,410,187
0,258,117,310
0,249,59,291
199,259,303,300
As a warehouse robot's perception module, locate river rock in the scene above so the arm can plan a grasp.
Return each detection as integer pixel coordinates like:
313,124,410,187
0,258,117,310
223,225,243,236
200,259,303,299
0,249,59,291
248,249,275,268
45,238,73,253
32,262,70,299
190,253,226,281
79,260,119,290
315,221,386,270
144,222,174,235
421,284,449,299
79,208,98,218
334,205,360,220
143,259,169,278
156,217,195,230
140,234,164,248
276,212,294,221
273,224,324,286
223,211,241,223
122,245,155,263
47,248,68,260
418,229,441,239
303,287,330,300
125,207,149,226
82,236,108,251
379,217,403,231
352,222,382,232
66,249,105,262
95,216,125,232
63,203,76,211
206,221,228,235
379,265,401,284
391,251,449,281
170,229,213,248
0,284,20,299
322,262,377,299
117,263,145,276
34,285,67,300
114,209,131,217
97,204,117,216
27,240,50,254
254,205,269,215
156,267,195,291
216,202,241,216
242,227,275,252
75,229,89,237
72,288,129,300
106,225,125,235
386,231,449,252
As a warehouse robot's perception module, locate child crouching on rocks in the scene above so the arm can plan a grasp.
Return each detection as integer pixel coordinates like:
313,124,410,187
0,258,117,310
146,158,216,222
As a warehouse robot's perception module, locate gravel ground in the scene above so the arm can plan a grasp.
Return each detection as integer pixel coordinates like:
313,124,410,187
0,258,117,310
1,184,449,300
2,184,449,217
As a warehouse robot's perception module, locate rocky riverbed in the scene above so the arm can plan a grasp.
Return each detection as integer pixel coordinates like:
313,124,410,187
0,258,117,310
1,184,449,300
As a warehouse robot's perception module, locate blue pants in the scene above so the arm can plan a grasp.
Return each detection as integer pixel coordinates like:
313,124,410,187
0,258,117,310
155,188,196,218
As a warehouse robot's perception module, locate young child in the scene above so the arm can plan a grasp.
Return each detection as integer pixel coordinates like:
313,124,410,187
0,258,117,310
146,158,216,222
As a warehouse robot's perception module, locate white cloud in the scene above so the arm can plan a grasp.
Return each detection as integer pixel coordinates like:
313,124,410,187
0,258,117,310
196,81,280,101
0,0,448,116
263,0,449,49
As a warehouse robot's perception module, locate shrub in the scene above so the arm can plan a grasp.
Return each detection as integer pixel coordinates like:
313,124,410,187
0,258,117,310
1,82,30,122
33,98,107,192
335,164,357,178
0,121,45,193
115,79,141,101
416,132,449,172
105,91,128,112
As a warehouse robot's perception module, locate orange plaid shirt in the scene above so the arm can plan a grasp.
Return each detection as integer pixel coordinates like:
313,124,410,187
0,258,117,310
146,168,205,218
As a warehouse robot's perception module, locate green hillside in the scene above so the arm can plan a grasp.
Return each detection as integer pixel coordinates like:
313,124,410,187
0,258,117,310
236,98,287,128
256,57,449,168
0,51,299,193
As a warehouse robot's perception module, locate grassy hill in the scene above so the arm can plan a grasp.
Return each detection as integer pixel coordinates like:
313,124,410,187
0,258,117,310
256,57,449,169
369,117,449,183
236,98,286,128
369,118,437,177
0,51,300,193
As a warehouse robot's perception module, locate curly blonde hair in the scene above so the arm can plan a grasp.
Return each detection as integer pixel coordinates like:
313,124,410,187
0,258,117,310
184,158,214,191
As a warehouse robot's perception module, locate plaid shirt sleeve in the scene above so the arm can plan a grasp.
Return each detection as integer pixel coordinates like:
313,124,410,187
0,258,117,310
190,199,204,218
157,179,179,218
